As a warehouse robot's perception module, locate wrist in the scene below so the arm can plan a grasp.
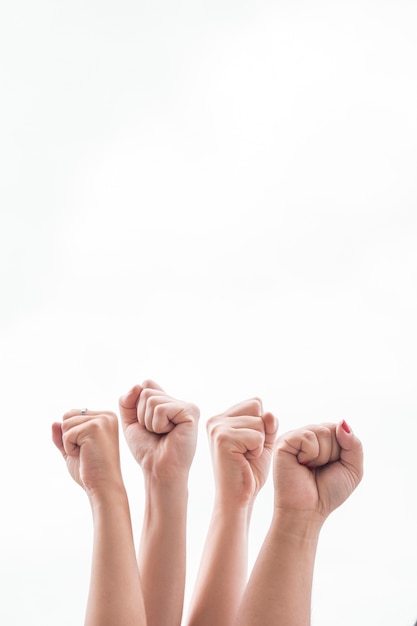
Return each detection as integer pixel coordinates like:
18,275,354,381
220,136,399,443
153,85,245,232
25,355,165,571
271,508,324,542
142,474,189,527
87,482,129,512
142,467,190,490
212,496,254,530
214,488,257,512
143,470,189,494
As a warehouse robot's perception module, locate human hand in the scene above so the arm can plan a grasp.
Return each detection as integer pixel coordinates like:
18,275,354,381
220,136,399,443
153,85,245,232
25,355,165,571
207,398,278,508
51,410,124,499
273,421,363,522
119,380,200,484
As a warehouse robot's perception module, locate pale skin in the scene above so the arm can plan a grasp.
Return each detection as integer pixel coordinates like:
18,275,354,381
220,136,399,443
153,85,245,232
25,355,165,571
234,420,364,626
51,410,146,626
119,379,200,626
186,398,278,626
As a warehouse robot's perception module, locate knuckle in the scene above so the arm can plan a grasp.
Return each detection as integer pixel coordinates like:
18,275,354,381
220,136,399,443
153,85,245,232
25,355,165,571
88,415,112,435
141,379,160,391
274,438,287,455
147,395,161,412
208,420,234,444
88,419,102,434
62,430,70,445
140,387,153,401
103,413,119,431
317,425,332,438
246,397,263,415
249,416,264,431
213,429,231,448
185,402,200,419
252,397,263,412
61,419,70,432
206,415,220,433
251,431,264,447
144,391,166,411
153,404,165,420
302,429,317,442
206,416,224,438
62,410,76,420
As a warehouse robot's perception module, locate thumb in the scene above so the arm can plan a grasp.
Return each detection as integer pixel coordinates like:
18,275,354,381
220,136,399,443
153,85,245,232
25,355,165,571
336,420,364,483
119,384,143,430
51,422,66,458
262,412,279,451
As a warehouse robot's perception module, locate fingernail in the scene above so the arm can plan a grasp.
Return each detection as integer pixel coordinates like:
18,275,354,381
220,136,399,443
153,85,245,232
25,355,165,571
341,420,351,434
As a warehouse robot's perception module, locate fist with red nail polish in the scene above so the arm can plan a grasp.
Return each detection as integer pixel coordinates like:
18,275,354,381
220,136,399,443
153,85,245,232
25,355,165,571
273,421,363,523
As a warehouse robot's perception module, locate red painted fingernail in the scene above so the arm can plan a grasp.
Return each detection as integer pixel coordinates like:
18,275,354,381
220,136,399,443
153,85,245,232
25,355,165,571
341,420,351,434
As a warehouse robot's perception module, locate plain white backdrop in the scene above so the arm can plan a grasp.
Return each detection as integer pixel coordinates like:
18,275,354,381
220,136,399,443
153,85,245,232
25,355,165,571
1,1,416,624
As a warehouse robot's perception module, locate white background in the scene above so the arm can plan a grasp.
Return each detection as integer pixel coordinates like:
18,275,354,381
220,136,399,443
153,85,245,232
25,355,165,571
1,1,416,625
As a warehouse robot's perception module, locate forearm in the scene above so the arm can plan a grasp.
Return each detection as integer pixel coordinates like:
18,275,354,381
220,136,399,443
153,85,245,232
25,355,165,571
85,488,146,626
138,475,189,626
186,499,252,626
234,511,323,626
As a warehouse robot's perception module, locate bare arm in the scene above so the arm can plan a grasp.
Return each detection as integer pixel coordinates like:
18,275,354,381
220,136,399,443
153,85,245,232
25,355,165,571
138,475,189,626
119,381,200,626
86,488,146,626
234,511,321,626
186,499,252,626
52,410,146,626
186,399,278,626
234,420,363,626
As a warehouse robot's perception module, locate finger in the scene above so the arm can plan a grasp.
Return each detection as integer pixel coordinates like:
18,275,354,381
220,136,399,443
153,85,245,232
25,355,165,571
155,401,199,430
262,412,279,450
207,415,265,439
61,418,105,457
215,427,265,457
141,379,165,392
276,427,321,467
336,420,364,480
62,409,107,420
219,397,263,419
151,402,181,434
63,413,119,453
143,394,170,431
62,423,84,458
119,384,143,429
137,387,168,427
306,424,335,468
61,413,114,434
51,422,66,458
236,428,265,458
